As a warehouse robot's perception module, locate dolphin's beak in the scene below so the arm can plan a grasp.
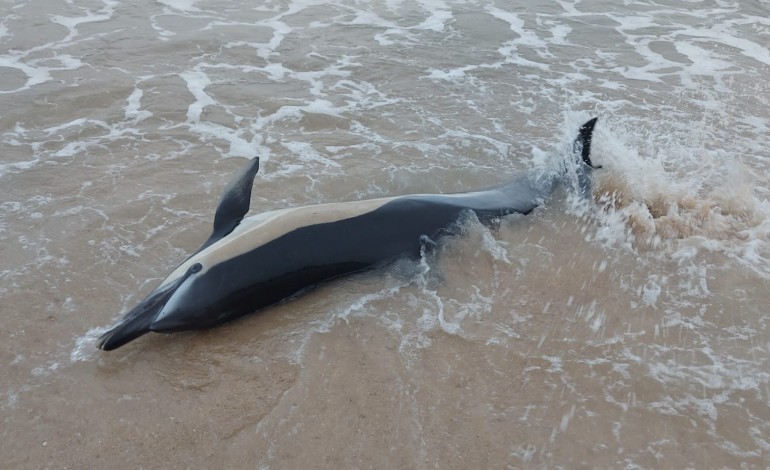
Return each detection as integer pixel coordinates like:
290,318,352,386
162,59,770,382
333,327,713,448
97,263,201,351
97,281,182,350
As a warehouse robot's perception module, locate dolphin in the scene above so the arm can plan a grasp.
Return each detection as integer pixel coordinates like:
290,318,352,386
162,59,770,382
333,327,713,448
97,118,598,350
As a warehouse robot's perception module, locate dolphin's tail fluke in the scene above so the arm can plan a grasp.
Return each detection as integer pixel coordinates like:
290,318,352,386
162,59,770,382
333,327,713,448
575,117,599,168
567,117,599,198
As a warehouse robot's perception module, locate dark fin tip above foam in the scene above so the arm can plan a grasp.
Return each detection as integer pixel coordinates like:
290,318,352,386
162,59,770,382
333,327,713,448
576,117,599,168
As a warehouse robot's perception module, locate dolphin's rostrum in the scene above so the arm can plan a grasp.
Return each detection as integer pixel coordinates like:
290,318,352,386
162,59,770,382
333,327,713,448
98,118,598,351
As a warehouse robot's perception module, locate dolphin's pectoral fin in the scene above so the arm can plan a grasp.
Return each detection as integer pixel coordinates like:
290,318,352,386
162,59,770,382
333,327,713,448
207,157,261,245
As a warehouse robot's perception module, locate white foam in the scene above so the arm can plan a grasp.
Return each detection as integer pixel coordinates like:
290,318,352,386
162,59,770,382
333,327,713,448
0,54,55,94
124,87,152,122
684,23,770,69
282,281,408,364
31,362,60,377
282,141,341,168
156,0,202,13
179,70,215,123
50,0,117,41
485,6,552,54
70,326,111,362
0,157,41,178
415,0,452,32
641,279,662,307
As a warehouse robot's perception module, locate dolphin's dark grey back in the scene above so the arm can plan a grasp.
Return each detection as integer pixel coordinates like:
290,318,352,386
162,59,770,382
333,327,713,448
405,173,557,221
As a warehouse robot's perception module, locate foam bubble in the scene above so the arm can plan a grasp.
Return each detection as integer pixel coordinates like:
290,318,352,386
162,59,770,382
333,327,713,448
157,0,202,13
414,0,452,32
70,326,110,362
582,114,770,281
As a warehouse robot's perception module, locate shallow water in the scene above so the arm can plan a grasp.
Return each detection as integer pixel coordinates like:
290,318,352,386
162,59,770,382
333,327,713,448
2,0,770,467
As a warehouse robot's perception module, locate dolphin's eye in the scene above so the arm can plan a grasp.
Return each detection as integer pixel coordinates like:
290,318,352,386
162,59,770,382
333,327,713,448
190,263,202,274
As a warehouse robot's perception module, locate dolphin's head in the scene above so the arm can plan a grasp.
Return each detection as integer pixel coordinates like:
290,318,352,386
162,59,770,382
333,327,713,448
97,228,269,350
145,257,229,334
98,158,262,351
96,260,205,351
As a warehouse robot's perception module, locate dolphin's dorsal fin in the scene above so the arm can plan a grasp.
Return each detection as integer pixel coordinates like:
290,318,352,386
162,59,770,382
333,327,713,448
206,157,260,245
